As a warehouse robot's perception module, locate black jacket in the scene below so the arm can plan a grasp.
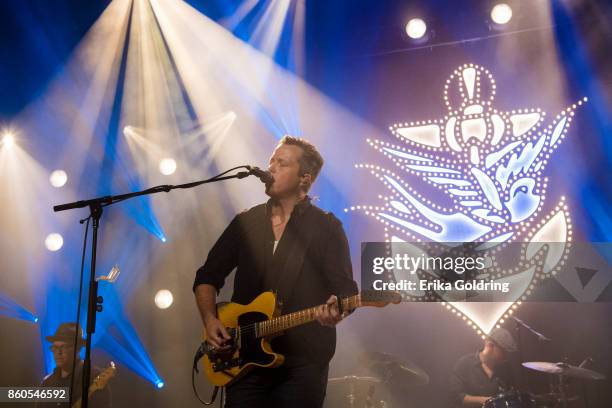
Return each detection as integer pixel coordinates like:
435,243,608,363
193,197,358,364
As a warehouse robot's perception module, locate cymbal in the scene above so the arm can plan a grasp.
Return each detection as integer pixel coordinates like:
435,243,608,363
328,375,381,385
522,362,606,380
360,351,429,386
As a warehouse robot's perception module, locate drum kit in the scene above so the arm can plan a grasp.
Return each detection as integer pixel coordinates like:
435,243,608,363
327,352,429,408
484,361,606,408
327,354,606,408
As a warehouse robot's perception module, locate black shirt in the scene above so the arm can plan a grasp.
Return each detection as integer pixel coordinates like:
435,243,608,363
448,352,514,407
193,197,358,364
38,361,111,407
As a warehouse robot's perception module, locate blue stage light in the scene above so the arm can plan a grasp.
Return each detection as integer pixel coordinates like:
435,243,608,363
552,1,612,241
92,284,164,388
0,291,38,323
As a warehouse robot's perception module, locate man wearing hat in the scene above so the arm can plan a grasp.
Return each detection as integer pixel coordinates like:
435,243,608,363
448,327,517,407
39,323,111,407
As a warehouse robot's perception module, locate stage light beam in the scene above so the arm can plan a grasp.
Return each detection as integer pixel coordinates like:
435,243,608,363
0,291,39,323
491,3,513,25
405,18,427,40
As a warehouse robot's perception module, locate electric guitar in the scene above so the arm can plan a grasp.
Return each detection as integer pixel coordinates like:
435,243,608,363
71,362,116,408
200,290,401,387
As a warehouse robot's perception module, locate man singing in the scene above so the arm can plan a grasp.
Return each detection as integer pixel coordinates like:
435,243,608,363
193,136,358,408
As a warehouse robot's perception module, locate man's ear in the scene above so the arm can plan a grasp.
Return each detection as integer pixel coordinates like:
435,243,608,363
300,173,312,189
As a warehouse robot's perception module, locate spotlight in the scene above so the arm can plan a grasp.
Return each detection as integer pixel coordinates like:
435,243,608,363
123,126,134,137
491,3,512,25
405,18,427,40
154,289,173,309
45,233,64,252
155,381,164,389
49,170,68,188
2,132,15,147
34,317,39,323
158,158,176,176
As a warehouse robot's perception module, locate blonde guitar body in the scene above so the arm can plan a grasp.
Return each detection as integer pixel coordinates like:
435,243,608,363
203,292,284,387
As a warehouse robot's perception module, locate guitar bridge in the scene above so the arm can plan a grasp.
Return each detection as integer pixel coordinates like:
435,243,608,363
212,357,242,372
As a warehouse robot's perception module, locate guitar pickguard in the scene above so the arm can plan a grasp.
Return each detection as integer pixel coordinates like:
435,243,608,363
210,311,275,373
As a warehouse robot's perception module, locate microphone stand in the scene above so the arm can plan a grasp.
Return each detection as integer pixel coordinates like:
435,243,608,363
53,165,256,408
510,316,551,394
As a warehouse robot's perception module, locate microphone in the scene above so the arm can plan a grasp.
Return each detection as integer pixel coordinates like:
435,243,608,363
246,166,274,185
579,357,593,368
510,316,551,342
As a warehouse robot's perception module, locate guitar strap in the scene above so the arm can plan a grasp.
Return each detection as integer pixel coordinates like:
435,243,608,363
270,206,318,304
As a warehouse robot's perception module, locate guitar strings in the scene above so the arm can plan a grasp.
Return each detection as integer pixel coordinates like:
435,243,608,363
231,295,361,340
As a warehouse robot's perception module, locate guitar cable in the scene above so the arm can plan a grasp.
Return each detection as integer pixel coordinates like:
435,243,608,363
192,342,222,406
69,215,91,407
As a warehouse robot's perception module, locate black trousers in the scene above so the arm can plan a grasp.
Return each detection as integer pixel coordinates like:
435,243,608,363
225,361,329,408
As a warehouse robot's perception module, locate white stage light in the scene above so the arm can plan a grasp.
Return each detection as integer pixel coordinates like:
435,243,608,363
159,158,176,175
491,3,512,25
45,233,64,252
2,132,15,147
123,126,135,137
49,170,68,188
405,18,427,40
154,289,174,309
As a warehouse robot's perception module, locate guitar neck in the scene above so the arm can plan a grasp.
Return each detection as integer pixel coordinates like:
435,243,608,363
255,294,362,338
70,388,95,408
71,362,116,408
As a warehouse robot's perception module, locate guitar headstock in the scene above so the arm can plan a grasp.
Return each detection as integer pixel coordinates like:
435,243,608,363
358,290,402,307
90,361,116,392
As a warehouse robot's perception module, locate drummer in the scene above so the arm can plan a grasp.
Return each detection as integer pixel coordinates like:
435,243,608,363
448,327,517,407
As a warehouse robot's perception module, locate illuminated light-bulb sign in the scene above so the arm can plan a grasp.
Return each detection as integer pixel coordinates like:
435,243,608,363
349,64,585,335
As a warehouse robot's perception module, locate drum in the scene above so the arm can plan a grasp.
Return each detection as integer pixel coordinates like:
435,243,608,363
484,391,536,408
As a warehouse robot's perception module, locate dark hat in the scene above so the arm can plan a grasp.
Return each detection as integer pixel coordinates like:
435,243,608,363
45,323,86,347
487,327,517,353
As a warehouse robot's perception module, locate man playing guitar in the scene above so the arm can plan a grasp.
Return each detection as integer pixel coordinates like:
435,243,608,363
193,136,358,407
39,323,112,407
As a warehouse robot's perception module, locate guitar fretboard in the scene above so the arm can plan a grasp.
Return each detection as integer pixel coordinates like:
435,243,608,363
255,294,362,338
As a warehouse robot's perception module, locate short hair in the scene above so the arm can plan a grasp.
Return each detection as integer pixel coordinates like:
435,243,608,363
278,136,324,190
